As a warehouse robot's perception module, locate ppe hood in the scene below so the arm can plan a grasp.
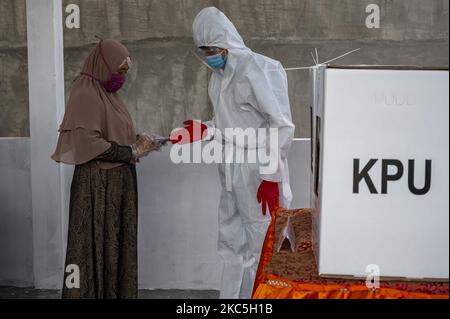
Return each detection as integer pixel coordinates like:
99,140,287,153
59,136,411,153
193,7,248,50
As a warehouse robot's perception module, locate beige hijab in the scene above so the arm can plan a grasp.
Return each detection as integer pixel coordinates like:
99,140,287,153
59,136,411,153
51,39,136,169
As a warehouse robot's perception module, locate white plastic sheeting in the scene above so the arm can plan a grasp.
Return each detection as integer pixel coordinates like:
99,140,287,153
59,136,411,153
0,139,33,287
0,139,311,289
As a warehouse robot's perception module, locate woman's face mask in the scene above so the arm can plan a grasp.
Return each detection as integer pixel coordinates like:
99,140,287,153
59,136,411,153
103,73,126,93
103,56,131,93
81,42,130,93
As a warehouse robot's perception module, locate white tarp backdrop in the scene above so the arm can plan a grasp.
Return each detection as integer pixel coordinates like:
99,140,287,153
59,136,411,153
0,139,311,289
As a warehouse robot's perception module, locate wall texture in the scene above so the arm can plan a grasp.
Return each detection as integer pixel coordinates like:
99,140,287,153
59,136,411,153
0,0,449,137
0,0,28,137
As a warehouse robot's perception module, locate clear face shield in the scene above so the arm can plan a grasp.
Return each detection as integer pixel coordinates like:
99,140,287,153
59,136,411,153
125,56,132,68
117,56,132,73
192,46,227,71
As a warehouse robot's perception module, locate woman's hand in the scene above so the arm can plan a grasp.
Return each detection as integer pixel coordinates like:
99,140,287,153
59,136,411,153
132,133,161,160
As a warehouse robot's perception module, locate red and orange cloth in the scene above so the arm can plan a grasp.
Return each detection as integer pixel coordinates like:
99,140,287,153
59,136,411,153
252,208,449,299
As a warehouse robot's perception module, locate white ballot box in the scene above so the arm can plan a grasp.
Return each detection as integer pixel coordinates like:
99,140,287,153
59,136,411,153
310,65,449,281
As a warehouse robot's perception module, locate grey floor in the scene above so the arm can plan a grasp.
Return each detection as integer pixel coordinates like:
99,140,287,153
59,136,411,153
0,286,219,299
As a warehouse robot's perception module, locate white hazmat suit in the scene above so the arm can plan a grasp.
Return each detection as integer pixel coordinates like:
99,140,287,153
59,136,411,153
193,7,295,299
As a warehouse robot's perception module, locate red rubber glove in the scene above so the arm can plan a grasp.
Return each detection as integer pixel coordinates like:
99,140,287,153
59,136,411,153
170,120,208,145
257,180,280,216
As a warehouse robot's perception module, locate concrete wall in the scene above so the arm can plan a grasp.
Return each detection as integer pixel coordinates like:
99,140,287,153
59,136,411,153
1,0,449,137
0,0,28,137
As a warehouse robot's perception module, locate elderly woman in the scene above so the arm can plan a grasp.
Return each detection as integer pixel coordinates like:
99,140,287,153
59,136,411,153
52,39,157,299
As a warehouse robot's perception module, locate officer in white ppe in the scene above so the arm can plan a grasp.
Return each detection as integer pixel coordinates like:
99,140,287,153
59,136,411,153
172,7,295,299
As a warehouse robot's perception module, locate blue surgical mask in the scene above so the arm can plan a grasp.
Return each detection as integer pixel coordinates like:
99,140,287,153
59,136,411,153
206,51,227,69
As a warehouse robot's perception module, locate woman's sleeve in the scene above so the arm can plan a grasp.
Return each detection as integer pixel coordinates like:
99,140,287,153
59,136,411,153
94,142,134,163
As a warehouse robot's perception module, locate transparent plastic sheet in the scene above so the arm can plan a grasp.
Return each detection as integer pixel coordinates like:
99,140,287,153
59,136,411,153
139,133,170,152
149,133,170,147
276,216,296,253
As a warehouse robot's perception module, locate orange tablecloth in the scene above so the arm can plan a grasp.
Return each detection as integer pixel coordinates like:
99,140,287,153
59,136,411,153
252,209,449,299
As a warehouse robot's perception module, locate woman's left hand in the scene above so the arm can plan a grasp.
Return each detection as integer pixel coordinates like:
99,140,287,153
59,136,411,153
133,134,161,159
